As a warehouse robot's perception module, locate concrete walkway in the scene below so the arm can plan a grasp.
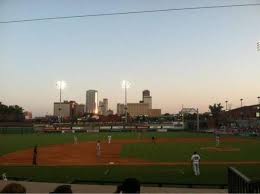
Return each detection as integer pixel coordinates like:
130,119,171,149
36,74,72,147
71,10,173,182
0,181,227,193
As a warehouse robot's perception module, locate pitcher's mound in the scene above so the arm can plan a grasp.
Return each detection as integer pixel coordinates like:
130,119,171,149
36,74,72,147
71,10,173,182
200,146,240,152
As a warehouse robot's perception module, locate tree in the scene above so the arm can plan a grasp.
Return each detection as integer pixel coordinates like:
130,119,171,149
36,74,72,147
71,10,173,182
0,103,24,122
209,103,223,117
209,103,224,127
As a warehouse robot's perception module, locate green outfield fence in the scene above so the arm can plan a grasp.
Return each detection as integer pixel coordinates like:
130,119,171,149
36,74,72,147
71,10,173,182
0,127,34,134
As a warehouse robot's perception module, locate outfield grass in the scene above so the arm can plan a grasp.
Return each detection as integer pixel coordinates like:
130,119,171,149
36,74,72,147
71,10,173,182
0,132,214,156
1,132,260,185
121,141,260,162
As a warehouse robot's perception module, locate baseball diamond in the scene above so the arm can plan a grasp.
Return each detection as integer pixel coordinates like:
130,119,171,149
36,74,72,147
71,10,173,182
0,131,260,185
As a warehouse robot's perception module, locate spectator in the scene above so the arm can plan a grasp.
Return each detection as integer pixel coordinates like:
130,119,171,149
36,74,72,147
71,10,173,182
1,183,26,193
120,178,140,193
2,173,7,181
50,185,72,193
114,184,123,193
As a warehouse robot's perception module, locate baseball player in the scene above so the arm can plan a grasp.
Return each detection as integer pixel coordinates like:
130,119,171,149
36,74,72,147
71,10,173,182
152,136,156,143
32,145,38,165
2,173,7,181
96,140,101,158
191,152,201,176
74,135,78,144
216,134,220,147
108,135,112,144
138,132,141,139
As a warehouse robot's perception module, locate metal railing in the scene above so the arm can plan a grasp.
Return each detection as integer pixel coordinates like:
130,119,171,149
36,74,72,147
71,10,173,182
228,167,260,193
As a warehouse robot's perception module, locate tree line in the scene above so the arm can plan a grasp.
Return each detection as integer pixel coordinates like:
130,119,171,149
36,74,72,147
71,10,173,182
0,102,24,122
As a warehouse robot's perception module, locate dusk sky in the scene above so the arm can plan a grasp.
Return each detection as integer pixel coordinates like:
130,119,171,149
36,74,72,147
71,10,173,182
0,0,260,117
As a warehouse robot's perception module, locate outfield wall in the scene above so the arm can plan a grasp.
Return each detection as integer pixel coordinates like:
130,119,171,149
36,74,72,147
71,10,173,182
0,127,34,134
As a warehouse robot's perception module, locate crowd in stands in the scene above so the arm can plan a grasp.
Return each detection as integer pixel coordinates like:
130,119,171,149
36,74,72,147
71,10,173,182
214,127,260,136
0,178,141,193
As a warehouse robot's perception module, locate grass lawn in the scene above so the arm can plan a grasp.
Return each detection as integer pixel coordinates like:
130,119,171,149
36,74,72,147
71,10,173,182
0,165,259,185
0,132,214,156
1,132,260,185
121,141,260,162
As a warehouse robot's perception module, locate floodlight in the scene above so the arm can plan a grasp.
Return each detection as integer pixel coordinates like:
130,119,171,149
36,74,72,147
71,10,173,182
121,80,131,89
56,80,66,90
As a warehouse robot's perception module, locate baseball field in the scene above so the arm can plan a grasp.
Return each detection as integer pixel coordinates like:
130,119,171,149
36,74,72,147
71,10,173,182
0,131,260,186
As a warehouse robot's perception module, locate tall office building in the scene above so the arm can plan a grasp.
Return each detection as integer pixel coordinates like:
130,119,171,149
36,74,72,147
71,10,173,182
143,90,150,98
143,90,152,109
98,98,109,115
127,103,149,116
86,90,98,114
117,90,161,117
54,101,71,118
103,98,108,113
54,100,84,118
117,103,125,115
75,104,85,116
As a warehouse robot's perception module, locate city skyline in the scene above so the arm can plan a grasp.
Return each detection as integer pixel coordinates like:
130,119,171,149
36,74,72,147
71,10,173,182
1,0,260,116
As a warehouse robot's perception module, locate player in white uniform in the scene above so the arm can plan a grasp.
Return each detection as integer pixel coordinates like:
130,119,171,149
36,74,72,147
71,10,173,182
2,173,7,181
108,135,112,144
96,140,101,158
216,135,220,147
74,135,78,144
191,152,201,176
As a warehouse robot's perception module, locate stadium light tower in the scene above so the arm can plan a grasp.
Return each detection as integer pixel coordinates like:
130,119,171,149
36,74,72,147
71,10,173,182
121,80,131,124
196,108,200,131
225,100,228,111
257,41,260,52
56,80,66,122
240,98,243,108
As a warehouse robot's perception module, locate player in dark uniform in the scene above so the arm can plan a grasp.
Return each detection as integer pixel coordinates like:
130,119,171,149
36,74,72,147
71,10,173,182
32,145,38,165
152,136,156,143
96,140,101,158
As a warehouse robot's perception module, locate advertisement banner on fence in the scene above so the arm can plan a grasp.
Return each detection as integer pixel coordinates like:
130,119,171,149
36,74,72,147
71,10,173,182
112,126,123,129
86,129,99,133
157,129,168,132
150,126,162,129
137,126,149,129
162,126,174,129
100,126,111,130
72,127,83,130
126,126,136,129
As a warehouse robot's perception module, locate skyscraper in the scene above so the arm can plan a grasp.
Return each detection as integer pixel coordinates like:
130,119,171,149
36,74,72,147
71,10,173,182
103,98,108,113
98,98,108,115
143,90,152,109
143,90,150,98
86,90,98,114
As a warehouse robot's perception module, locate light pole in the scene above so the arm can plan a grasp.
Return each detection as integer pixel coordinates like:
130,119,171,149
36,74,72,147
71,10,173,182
197,108,200,131
121,80,130,124
257,96,260,120
240,98,243,108
240,98,243,120
56,80,66,123
256,41,259,118
225,100,228,111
